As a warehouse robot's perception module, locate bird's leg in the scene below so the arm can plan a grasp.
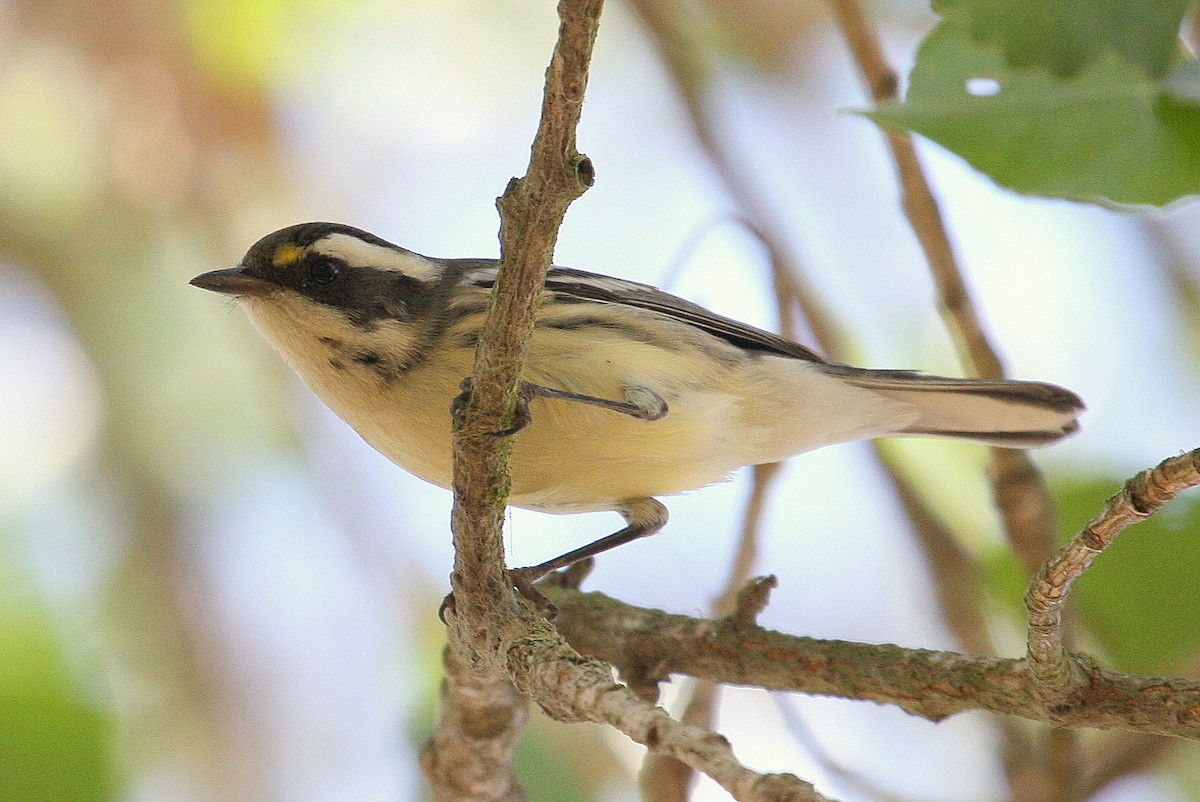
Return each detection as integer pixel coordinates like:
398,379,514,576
437,498,668,622
452,378,668,437
508,497,669,617
521,382,668,421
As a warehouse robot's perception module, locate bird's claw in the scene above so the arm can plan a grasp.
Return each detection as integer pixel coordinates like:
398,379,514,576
450,377,533,437
508,566,559,620
436,567,559,624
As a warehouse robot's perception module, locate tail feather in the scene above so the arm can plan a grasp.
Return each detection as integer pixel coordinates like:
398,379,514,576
836,370,1084,448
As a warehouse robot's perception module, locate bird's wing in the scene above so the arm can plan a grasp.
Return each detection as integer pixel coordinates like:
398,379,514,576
539,266,829,362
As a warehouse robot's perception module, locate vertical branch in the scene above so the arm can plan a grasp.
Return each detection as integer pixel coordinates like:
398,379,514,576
449,0,605,628
426,2,604,799
420,647,529,802
429,7,837,800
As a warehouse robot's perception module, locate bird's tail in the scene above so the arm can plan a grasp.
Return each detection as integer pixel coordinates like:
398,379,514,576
837,370,1084,448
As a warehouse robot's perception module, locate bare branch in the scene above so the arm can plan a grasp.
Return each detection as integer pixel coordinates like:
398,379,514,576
545,581,1200,739
510,636,833,802
448,0,604,629
420,647,529,802
1025,448,1200,700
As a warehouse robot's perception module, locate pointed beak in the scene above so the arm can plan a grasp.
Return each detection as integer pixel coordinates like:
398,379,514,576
190,266,273,297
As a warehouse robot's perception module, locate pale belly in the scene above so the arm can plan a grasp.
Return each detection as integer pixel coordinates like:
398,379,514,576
263,308,901,514
330,374,748,514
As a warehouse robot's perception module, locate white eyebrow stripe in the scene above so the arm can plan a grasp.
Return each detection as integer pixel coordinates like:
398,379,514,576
312,233,439,281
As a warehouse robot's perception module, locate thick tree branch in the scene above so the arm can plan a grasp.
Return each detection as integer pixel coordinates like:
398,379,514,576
545,583,1200,740
420,647,528,802
540,449,1200,742
427,3,604,799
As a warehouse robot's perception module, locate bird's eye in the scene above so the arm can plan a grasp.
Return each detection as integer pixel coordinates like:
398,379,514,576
308,258,342,286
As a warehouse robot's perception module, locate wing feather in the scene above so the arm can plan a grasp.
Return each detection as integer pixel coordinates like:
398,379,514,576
450,260,828,361
539,267,828,362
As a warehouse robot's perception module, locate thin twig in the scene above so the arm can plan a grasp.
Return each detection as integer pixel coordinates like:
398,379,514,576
1025,448,1200,700
626,0,842,355
826,0,1001,378
715,463,784,617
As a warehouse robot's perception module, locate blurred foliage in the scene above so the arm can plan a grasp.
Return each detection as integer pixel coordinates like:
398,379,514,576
0,601,116,802
873,0,1200,205
511,721,601,802
184,0,297,89
183,0,374,89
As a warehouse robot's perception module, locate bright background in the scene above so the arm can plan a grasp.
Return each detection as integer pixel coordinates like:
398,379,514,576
3,1,1200,800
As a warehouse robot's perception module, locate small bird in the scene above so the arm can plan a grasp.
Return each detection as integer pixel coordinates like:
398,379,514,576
192,222,1083,593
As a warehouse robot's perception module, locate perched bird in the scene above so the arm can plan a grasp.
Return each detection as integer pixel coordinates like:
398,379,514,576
192,222,1083,591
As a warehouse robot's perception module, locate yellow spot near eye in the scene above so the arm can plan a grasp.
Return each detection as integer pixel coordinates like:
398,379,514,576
272,243,304,267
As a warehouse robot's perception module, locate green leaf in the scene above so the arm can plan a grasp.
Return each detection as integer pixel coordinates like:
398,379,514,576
872,16,1200,206
933,0,1190,78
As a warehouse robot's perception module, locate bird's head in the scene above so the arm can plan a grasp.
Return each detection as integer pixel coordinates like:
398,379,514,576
191,222,445,379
